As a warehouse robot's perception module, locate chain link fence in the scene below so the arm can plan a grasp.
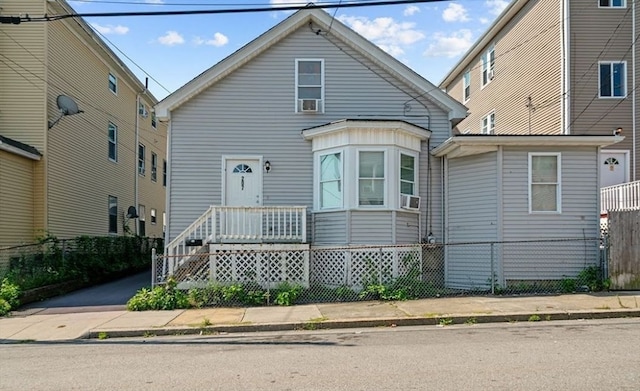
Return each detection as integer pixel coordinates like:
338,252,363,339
154,237,607,307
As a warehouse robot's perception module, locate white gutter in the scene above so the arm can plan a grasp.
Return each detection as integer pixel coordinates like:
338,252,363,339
0,140,41,160
562,0,571,134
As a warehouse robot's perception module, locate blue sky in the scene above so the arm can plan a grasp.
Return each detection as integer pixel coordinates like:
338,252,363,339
70,0,512,101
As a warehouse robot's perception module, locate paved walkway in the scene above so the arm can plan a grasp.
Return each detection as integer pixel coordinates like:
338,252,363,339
2,292,639,342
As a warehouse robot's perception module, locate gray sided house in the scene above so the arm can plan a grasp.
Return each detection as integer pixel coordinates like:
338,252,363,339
154,8,621,291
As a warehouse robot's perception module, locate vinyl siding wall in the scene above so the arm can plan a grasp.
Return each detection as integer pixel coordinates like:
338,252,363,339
445,152,498,289
569,2,636,176
443,0,562,136
0,151,36,248
0,1,47,151
168,26,450,243
501,146,600,280
43,16,166,239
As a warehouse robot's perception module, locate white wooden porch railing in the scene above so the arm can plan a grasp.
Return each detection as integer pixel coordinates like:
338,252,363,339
165,205,307,263
601,180,640,214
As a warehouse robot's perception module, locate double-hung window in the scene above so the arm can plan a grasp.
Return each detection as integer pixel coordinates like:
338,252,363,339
319,152,342,209
108,122,117,161
463,71,471,102
138,204,146,236
138,144,146,175
599,61,626,98
108,196,118,234
359,151,385,206
599,0,625,8
151,152,157,182
481,44,495,87
108,73,117,94
296,59,324,113
151,208,157,224
400,154,416,195
529,153,561,213
151,112,157,128
482,112,495,134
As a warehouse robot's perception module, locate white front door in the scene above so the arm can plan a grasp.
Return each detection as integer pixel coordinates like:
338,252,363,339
600,151,628,188
223,158,262,239
225,159,262,206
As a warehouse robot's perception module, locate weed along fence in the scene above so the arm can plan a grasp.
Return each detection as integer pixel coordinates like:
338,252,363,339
152,237,608,305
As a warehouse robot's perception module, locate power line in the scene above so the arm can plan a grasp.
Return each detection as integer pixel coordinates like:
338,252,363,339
1,0,449,23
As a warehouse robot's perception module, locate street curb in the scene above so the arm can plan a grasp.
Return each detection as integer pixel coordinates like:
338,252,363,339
84,308,640,339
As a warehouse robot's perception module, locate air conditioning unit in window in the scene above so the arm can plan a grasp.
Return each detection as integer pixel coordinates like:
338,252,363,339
488,69,495,80
401,194,421,210
299,99,322,112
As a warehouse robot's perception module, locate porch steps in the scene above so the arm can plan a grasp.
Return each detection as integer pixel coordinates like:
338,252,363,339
172,245,210,284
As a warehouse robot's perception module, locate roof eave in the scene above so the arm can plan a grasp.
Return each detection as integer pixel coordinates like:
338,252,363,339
432,135,625,158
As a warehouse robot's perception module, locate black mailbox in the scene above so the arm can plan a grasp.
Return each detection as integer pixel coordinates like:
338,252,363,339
185,239,203,247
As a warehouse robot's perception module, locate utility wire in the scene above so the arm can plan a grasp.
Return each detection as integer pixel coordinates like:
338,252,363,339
1,0,449,23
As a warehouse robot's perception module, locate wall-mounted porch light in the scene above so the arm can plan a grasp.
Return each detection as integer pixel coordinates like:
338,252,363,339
264,160,272,173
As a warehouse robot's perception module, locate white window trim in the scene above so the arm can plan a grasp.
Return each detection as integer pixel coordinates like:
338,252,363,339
399,151,418,197
138,144,146,176
108,72,118,95
108,195,118,234
151,152,158,182
357,148,387,208
108,122,118,162
598,60,627,98
295,58,325,113
481,44,495,88
150,208,157,225
598,0,626,8
528,152,562,214
318,150,344,210
463,71,471,103
482,111,495,134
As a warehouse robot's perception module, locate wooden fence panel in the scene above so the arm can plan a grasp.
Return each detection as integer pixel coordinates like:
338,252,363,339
608,211,640,289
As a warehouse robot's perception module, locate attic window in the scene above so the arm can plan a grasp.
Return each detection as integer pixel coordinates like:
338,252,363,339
108,73,117,94
296,59,324,113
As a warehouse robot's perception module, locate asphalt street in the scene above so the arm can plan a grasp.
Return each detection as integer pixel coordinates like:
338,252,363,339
1,318,638,391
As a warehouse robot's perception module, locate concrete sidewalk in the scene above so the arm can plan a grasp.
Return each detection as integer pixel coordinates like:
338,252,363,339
1,292,639,342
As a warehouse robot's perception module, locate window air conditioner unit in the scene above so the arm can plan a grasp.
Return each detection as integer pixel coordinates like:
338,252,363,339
299,99,321,112
401,194,421,210
488,69,495,80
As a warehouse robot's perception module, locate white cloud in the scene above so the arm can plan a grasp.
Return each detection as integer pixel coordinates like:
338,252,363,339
91,23,129,35
485,0,510,15
145,0,164,3
423,29,474,58
158,31,184,46
194,32,229,47
338,15,425,57
403,5,421,16
479,17,490,24
443,3,470,23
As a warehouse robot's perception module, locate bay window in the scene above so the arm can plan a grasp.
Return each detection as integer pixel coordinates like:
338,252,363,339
358,151,385,206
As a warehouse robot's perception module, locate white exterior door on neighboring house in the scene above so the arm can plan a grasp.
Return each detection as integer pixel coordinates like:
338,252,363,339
600,151,628,188
223,158,263,238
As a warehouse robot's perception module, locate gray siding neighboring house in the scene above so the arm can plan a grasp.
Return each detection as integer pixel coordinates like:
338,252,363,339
439,0,639,187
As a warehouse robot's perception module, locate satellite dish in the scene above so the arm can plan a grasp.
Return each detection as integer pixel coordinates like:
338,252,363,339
126,206,139,219
48,95,84,129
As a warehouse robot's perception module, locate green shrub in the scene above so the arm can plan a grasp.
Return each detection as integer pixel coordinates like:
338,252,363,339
0,278,20,316
273,282,303,306
127,277,189,311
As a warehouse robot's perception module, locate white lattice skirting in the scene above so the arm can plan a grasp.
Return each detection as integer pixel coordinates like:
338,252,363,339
162,244,423,290
310,246,423,289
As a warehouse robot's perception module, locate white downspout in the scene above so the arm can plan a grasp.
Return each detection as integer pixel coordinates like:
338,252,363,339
135,93,140,236
633,0,637,180
562,0,570,134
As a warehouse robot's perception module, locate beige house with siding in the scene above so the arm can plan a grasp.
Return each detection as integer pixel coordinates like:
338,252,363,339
439,0,639,189
0,0,166,248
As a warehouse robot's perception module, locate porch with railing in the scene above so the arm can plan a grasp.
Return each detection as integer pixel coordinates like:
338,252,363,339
165,206,307,261
601,180,640,214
